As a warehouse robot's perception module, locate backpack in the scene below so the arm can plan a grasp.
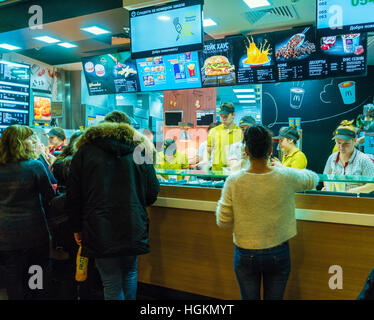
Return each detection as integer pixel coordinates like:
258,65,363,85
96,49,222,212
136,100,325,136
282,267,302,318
46,191,69,232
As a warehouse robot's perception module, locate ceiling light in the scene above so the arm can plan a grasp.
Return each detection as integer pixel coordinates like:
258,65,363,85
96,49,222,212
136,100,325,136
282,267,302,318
236,95,256,99
158,15,171,21
34,36,60,43
81,26,110,35
239,100,256,104
0,43,21,50
233,89,255,93
57,42,77,48
243,0,271,9
203,18,217,27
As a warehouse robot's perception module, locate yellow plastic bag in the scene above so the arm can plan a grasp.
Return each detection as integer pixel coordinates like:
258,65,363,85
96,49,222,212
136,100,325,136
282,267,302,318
75,246,89,282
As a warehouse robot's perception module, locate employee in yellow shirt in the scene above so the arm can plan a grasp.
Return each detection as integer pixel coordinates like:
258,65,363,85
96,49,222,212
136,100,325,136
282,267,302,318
207,103,242,171
156,138,189,180
271,127,307,169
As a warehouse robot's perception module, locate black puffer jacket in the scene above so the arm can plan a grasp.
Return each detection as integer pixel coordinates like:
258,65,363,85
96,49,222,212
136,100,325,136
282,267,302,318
66,122,159,258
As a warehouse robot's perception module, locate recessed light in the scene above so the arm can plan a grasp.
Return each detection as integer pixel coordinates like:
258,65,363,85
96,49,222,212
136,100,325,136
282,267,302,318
81,26,110,35
0,43,21,50
233,89,255,93
243,0,271,9
236,95,256,99
58,42,77,48
239,100,256,104
34,36,61,43
203,18,217,27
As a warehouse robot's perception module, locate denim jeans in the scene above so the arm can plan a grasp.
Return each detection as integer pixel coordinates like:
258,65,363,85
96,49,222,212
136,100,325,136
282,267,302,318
0,243,51,300
95,255,138,300
234,241,291,300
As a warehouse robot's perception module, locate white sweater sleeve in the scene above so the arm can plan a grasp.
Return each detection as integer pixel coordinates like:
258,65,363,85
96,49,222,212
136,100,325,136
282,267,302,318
284,167,320,192
216,177,234,229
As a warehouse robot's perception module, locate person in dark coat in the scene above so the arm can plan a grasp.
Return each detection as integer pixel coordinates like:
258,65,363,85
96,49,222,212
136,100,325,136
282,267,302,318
0,125,56,300
66,121,159,300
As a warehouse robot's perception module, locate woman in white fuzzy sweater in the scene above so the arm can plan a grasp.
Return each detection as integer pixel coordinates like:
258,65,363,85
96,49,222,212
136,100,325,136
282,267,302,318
216,125,319,300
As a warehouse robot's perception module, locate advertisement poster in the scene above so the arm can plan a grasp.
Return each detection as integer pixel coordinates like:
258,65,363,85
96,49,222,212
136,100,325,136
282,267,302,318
232,33,276,84
33,96,51,121
137,51,201,92
83,52,139,95
199,39,236,87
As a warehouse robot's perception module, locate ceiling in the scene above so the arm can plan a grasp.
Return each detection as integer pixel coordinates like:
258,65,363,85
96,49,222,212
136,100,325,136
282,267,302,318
0,0,373,67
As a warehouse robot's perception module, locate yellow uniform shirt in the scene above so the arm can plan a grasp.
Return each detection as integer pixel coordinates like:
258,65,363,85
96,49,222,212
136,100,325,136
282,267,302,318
282,148,307,169
207,124,243,171
156,150,189,180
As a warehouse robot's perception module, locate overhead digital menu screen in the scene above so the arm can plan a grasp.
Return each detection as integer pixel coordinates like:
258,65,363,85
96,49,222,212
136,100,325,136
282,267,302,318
317,0,374,36
136,51,201,92
130,0,203,59
82,52,139,95
199,38,236,87
231,33,276,84
0,60,30,128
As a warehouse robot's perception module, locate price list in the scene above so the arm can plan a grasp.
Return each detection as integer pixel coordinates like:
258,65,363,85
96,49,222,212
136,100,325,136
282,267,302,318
237,66,275,84
277,62,305,81
308,59,330,78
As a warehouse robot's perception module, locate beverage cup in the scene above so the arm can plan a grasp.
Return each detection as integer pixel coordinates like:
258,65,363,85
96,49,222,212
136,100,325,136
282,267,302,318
290,87,305,109
338,81,356,105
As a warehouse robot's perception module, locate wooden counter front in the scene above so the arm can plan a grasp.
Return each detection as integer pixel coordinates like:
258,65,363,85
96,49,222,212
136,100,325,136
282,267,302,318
138,186,374,300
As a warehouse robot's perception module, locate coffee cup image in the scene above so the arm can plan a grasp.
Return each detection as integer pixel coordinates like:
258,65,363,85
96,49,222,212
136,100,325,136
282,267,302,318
85,62,94,73
95,64,105,77
290,87,305,109
338,81,356,105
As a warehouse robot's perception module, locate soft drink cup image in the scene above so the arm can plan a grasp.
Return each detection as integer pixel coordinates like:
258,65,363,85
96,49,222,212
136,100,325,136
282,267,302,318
290,87,305,109
185,52,191,60
338,81,356,105
288,118,295,127
188,64,196,77
294,117,301,129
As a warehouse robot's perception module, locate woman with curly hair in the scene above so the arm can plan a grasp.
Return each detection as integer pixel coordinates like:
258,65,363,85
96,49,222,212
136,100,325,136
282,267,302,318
0,125,56,300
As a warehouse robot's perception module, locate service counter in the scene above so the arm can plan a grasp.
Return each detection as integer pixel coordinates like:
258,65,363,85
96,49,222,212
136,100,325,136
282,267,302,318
138,175,374,300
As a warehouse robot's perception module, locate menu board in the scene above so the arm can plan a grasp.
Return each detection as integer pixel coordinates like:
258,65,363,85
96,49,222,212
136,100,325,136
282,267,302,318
317,0,374,36
0,60,30,127
82,52,139,95
130,0,203,59
231,34,276,84
199,39,236,87
136,51,201,92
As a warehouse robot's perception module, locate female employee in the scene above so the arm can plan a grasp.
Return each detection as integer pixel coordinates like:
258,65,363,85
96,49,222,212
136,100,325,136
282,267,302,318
324,120,374,193
271,127,307,169
47,127,66,156
216,125,318,300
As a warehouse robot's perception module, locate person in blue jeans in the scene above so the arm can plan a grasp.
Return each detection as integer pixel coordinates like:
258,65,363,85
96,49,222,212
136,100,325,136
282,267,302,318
216,125,319,300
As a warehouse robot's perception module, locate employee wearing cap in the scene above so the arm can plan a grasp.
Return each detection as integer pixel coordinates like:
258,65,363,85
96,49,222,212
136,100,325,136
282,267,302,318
47,127,66,156
271,127,307,169
155,138,189,180
207,103,242,171
323,120,374,193
228,115,256,172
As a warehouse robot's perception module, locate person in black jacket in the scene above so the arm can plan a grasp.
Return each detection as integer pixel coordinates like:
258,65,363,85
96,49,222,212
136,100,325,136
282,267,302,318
66,121,159,300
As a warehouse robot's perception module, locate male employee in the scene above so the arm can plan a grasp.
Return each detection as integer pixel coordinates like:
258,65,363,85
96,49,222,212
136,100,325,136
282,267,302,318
228,115,256,172
207,103,242,171
271,126,307,169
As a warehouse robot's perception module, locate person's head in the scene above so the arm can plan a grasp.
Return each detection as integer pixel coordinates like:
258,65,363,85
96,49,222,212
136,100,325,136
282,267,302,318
218,103,235,127
47,127,66,148
54,131,83,163
333,120,357,155
0,125,35,164
274,127,300,154
239,116,256,135
244,125,273,160
104,110,131,125
163,138,177,156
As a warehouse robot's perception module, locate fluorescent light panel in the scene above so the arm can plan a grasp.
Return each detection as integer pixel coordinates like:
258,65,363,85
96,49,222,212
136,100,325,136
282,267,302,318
239,100,256,104
233,89,255,93
58,42,77,48
236,95,255,99
34,36,60,43
203,18,217,27
243,0,271,9
81,26,110,35
0,43,21,50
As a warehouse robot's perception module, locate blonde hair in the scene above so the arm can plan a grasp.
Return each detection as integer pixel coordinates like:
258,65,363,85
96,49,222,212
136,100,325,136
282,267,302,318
0,125,35,164
337,120,356,133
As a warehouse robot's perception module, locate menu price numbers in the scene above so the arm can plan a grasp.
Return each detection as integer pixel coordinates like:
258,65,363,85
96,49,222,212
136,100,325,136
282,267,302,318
318,9,328,20
318,0,328,6
351,0,374,6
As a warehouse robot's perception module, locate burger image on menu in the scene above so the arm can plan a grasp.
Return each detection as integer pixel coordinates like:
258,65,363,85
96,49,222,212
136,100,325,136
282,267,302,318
95,64,106,77
201,55,235,86
84,61,94,73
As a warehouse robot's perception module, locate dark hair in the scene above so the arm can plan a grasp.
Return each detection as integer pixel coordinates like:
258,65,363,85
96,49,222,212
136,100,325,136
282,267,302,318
104,110,131,125
53,131,83,164
244,125,273,159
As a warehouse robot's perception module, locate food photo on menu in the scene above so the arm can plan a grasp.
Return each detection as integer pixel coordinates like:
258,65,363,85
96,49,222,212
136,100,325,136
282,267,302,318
319,33,366,58
199,39,236,87
33,96,51,121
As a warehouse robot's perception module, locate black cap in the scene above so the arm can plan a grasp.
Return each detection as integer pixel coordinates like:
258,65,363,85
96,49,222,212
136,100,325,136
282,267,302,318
332,128,356,141
239,116,256,127
47,128,66,140
273,127,299,141
218,103,235,115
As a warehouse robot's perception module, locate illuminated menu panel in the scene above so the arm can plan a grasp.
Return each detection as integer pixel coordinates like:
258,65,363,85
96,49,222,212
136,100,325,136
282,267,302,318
0,60,30,126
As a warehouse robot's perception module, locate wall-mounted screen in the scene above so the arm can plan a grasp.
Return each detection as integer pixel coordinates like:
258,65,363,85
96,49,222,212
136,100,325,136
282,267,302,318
317,0,374,36
82,51,139,95
196,110,214,126
130,0,203,59
137,51,202,92
165,111,182,126
199,38,236,87
33,96,51,122
0,60,30,128
231,33,277,84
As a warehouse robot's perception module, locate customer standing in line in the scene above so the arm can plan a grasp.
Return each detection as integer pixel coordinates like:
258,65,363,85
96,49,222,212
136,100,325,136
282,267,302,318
216,125,319,300
0,125,56,300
